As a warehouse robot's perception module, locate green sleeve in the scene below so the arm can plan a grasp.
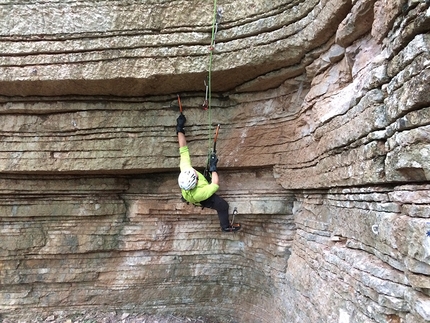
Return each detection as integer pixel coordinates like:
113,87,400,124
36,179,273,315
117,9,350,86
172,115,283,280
193,172,219,201
179,146,193,171
193,183,219,201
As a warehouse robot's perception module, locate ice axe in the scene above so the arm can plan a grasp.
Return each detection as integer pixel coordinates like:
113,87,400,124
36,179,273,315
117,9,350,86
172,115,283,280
203,124,220,181
212,123,220,154
162,94,184,112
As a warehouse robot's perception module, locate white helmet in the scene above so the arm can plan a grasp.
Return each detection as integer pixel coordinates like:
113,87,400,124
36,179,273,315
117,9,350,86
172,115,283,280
178,169,198,190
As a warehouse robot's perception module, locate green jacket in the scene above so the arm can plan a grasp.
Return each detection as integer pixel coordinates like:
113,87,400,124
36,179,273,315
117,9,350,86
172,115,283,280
180,146,219,205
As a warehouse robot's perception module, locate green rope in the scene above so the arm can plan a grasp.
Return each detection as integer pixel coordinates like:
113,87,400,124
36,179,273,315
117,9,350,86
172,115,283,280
207,0,217,154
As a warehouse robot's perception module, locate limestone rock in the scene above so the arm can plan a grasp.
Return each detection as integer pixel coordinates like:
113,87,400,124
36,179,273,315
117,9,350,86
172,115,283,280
336,0,376,47
1,1,430,323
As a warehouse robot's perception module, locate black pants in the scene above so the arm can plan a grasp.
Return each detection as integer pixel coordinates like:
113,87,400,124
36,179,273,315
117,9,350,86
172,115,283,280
200,194,230,229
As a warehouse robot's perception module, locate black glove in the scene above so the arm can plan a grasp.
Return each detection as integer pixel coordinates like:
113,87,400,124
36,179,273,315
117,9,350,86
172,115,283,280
209,153,218,172
176,114,186,134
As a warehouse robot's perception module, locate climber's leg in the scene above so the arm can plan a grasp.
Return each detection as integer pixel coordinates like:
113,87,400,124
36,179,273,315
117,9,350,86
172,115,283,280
200,194,230,229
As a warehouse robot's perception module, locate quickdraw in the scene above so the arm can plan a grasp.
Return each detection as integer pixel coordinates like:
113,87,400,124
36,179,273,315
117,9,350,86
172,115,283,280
202,80,209,110
209,7,222,51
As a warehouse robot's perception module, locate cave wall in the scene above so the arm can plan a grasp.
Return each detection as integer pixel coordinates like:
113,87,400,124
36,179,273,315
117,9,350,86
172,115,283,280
0,0,430,322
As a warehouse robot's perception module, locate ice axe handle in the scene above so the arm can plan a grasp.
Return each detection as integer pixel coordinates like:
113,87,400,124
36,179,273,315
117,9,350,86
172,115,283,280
177,94,183,114
213,124,220,153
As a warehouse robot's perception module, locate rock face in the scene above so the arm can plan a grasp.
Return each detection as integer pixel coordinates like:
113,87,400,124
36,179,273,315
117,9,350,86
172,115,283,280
0,0,429,322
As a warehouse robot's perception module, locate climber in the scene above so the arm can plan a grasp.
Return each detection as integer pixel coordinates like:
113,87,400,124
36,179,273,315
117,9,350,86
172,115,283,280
176,113,241,232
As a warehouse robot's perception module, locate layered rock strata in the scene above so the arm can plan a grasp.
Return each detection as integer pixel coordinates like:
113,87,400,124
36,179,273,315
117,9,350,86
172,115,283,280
0,0,430,323
0,171,294,322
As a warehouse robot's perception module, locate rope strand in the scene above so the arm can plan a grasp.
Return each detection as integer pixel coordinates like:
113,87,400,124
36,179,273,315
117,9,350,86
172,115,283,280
207,0,218,154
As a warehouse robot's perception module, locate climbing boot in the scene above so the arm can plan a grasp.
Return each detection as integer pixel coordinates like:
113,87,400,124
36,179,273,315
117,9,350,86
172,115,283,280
222,223,241,232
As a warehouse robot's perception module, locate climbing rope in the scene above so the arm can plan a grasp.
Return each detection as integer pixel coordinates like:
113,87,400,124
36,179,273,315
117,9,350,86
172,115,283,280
207,0,221,154
201,1,222,181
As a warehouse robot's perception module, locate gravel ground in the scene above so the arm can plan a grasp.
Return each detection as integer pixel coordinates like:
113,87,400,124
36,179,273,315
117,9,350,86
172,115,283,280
0,310,230,323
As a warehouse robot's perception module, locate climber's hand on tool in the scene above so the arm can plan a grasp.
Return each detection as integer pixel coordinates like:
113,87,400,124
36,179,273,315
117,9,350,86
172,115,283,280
176,114,186,134
209,153,218,172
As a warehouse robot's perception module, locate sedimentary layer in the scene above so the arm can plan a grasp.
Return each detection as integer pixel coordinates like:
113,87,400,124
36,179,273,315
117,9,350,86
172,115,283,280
0,1,430,323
